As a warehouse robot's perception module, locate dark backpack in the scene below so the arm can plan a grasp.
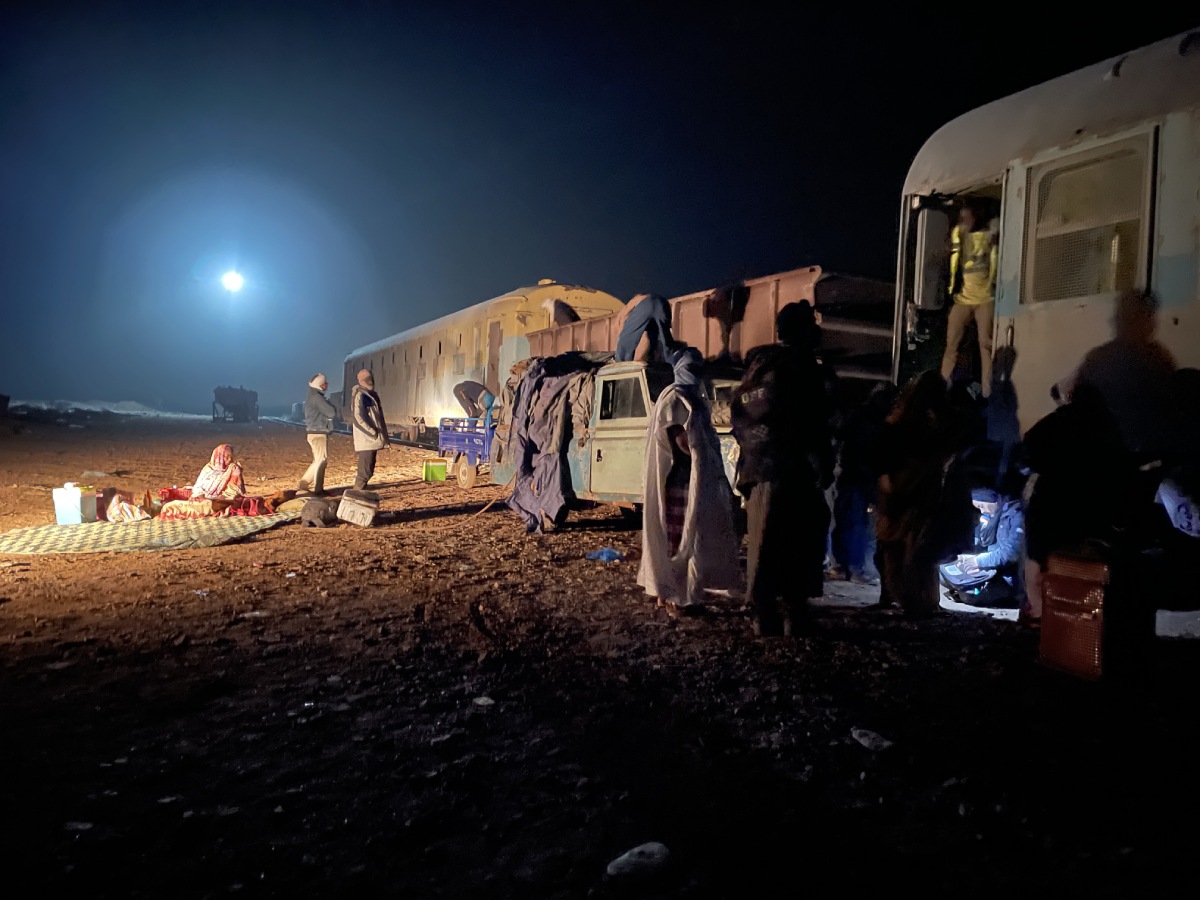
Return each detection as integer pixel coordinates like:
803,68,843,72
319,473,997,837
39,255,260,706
301,498,340,528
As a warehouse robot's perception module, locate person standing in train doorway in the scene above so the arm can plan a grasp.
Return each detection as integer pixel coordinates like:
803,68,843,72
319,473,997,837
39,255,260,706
941,198,998,398
351,369,388,490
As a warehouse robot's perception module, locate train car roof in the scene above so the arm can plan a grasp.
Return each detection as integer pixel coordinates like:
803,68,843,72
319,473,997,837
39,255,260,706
344,281,621,361
903,27,1200,196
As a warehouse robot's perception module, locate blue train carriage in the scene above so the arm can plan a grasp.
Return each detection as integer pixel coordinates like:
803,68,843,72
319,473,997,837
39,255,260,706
491,358,743,510
894,28,1200,433
341,280,625,447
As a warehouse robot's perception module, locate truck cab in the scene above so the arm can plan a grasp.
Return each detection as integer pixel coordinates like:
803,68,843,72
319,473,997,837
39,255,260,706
493,359,742,509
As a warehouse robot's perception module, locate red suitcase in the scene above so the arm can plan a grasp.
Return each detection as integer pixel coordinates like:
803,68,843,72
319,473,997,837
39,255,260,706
1039,553,1109,680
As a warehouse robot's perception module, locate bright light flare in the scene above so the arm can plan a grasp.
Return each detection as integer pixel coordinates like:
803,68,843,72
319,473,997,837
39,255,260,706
221,270,245,293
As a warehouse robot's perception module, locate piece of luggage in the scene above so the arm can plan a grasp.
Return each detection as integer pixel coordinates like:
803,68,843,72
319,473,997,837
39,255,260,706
1039,547,1154,680
337,490,381,527
1040,553,1108,679
301,498,340,528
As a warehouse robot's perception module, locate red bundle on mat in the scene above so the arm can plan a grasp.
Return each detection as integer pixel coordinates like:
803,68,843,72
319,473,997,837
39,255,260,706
158,488,191,502
221,496,263,517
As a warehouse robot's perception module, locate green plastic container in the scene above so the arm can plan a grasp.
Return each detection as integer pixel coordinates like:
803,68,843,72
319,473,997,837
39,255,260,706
422,458,447,482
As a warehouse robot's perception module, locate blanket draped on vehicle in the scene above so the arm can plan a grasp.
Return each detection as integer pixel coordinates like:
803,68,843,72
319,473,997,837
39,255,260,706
504,353,604,533
637,382,741,605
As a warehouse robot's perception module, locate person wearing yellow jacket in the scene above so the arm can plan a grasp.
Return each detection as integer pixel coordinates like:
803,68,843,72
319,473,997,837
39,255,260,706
941,199,998,397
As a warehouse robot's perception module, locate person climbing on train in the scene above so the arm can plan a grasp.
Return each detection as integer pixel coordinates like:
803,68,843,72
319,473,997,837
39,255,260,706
453,380,496,420
613,293,674,363
941,197,998,398
351,369,388,491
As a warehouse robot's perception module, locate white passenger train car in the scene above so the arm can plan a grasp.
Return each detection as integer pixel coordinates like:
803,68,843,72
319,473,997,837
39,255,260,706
342,279,624,443
895,28,1200,433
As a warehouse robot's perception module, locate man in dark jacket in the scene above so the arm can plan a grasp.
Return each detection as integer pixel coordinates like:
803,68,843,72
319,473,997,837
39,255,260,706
298,373,338,495
732,302,834,637
351,369,388,491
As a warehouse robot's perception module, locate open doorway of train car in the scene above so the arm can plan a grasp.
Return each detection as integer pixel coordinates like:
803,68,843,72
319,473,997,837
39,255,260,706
898,182,1003,394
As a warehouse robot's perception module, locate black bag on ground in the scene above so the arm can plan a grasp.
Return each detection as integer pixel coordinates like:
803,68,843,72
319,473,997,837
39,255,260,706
301,498,341,528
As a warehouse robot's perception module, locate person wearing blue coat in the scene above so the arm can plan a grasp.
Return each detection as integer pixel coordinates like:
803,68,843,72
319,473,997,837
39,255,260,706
957,486,1026,606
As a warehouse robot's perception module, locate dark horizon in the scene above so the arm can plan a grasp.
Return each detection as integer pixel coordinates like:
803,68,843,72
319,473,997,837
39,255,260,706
2,1,1195,412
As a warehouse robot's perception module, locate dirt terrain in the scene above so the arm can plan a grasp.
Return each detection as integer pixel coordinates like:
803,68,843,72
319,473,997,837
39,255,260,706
1,411,1197,897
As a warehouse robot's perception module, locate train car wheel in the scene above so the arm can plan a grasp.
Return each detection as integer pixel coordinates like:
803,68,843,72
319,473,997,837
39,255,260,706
456,456,478,490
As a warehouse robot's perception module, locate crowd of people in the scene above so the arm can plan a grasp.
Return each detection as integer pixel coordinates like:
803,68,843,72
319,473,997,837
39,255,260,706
635,287,1199,638
282,282,1197,641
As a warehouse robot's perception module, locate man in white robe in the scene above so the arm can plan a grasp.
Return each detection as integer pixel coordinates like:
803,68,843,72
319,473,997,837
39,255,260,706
637,347,741,613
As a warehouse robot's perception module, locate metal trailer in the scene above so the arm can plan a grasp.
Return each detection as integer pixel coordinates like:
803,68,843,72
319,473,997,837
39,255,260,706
437,416,495,488
526,265,893,383
212,386,259,423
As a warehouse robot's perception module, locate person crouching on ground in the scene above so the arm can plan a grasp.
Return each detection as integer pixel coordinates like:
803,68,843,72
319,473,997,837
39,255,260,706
298,372,337,496
954,486,1026,608
351,369,388,491
638,346,740,616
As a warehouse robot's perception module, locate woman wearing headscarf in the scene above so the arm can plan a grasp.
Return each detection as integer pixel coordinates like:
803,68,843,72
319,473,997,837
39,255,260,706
874,370,972,616
638,346,740,616
190,444,246,500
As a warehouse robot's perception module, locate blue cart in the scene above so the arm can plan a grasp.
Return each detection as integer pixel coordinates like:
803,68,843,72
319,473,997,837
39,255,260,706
438,415,495,489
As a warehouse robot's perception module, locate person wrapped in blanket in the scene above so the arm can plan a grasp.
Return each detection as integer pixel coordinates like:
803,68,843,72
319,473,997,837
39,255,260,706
637,345,740,617
159,444,248,519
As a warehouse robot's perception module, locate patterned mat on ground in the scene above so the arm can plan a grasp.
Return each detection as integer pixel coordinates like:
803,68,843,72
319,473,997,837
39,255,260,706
0,511,300,555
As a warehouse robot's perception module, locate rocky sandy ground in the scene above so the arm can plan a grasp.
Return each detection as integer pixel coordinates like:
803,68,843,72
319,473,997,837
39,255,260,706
1,410,1197,897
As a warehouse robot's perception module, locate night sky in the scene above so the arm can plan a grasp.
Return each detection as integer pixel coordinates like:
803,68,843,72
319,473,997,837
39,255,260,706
1,1,1194,412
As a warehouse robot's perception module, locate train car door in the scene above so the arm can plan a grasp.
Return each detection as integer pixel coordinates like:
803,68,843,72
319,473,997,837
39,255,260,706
486,319,502,393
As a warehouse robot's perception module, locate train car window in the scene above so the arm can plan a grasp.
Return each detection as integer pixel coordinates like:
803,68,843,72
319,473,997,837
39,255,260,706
1024,134,1150,304
437,341,442,356
457,333,462,348
599,377,648,420
419,346,423,359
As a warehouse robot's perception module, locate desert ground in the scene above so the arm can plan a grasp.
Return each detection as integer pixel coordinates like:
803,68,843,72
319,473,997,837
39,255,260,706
1,409,1197,898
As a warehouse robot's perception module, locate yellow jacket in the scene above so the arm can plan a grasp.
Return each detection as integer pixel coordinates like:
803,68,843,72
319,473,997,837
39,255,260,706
949,223,997,306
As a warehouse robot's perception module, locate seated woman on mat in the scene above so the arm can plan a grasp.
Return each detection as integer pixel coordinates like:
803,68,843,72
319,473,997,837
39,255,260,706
190,444,246,500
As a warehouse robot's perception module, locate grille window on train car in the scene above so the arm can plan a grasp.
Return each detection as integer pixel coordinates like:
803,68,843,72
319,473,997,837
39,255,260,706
600,377,647,420
1023,135,1151,304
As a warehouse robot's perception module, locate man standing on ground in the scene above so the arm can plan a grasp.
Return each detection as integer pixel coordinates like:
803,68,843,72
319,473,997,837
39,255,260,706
298,373,337,496
351,369,388,490
732,302,835,637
